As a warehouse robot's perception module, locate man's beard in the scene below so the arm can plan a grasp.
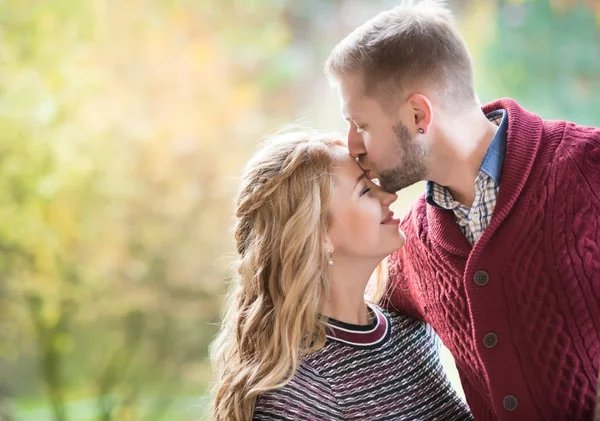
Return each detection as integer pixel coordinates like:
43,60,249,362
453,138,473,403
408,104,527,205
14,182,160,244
378,120,428,193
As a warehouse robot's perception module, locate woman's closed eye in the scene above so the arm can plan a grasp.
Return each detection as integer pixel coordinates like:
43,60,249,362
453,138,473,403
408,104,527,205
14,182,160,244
359,186,371,197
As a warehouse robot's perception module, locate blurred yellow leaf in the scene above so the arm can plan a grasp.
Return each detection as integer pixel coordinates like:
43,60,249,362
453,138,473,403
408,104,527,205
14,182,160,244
54,333,74,353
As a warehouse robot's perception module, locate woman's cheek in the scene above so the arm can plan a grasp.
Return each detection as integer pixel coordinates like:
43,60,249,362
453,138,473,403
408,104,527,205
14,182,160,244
346,210,380,247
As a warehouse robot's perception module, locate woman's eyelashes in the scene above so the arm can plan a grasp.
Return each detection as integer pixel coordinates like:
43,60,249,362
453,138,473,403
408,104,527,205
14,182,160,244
359,186,371,197
359,178,382,197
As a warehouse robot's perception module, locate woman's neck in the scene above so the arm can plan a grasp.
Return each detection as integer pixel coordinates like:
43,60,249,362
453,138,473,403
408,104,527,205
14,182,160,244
321,256,379,325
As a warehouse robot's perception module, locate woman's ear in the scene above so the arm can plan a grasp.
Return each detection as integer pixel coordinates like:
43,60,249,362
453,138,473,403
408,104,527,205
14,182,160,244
324,235,335,267
324,235,334,254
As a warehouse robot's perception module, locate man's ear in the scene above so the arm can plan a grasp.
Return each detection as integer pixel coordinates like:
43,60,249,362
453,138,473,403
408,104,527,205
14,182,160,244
407,93,433,135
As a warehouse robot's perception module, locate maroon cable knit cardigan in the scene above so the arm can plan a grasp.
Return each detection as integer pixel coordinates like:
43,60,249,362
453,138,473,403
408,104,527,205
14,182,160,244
387,98,600,421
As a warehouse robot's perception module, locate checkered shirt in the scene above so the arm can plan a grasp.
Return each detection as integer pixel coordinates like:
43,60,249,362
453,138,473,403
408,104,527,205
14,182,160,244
429,113,504,245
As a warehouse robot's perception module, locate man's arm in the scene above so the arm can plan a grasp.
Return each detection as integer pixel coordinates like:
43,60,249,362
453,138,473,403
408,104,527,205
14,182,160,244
595,365,600,421
565,123,600,202
382,202,427,320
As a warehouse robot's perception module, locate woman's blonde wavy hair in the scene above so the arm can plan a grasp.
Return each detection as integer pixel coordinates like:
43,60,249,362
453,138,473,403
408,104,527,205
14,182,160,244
210,129,388,421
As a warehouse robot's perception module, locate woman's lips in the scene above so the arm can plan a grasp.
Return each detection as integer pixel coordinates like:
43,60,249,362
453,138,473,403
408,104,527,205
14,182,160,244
381,210,399,225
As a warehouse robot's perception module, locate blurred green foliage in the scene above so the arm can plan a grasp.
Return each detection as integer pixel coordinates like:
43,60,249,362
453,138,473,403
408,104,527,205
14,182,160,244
0,0,598,420
478,0,600,125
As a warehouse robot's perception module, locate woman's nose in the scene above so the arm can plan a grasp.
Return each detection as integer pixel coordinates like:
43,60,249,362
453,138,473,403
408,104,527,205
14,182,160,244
380,190,398,206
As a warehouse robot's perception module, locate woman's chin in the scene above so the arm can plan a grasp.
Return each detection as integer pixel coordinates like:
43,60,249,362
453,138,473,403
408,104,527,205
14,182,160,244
388,230,407,254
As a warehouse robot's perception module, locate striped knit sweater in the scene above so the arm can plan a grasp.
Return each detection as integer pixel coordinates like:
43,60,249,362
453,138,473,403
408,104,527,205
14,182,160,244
253,305,473,420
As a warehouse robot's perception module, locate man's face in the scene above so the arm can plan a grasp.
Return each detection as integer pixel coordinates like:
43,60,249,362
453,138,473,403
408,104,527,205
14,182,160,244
338,74,428,193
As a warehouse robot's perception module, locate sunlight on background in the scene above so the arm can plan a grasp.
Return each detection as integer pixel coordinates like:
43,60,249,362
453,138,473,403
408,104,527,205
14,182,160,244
1,0,599,420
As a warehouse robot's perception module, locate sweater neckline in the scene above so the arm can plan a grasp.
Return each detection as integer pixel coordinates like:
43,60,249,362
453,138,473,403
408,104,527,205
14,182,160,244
427,98,544,257
325,304,389,347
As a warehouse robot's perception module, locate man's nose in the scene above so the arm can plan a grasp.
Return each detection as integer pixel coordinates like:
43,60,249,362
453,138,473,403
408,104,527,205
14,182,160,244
347,126,366,159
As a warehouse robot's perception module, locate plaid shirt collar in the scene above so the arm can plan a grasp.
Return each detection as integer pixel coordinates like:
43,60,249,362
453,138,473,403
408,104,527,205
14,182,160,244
426,109,508,209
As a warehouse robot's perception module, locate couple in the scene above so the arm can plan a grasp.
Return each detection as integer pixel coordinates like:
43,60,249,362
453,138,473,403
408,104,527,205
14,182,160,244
211,1,600,420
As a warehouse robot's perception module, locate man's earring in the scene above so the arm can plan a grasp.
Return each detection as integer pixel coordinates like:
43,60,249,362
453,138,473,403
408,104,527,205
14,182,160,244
328,250,334,266
418,128,425,134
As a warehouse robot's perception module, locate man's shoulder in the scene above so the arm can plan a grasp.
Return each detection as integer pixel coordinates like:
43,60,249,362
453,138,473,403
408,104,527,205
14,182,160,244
553,120,600,156
549,120,600,202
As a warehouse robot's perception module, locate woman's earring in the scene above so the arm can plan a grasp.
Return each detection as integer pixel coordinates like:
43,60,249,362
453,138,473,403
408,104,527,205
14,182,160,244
328,250,334,266
418,128,425,134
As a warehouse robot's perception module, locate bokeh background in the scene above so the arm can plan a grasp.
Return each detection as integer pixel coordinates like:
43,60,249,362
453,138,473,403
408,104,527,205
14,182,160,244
1,0,599,420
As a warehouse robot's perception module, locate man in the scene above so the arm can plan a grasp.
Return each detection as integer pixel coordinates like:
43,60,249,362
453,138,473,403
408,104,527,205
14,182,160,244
325,1,600,420
597,367,600,421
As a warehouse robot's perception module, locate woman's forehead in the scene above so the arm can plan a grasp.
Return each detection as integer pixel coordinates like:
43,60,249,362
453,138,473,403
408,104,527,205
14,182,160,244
331,148,363,180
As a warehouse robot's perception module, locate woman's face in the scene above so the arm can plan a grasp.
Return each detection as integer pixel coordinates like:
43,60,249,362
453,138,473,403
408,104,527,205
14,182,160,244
327,146,405,261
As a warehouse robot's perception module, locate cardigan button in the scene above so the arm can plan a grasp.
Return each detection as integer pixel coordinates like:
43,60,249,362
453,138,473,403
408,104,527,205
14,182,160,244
474,271,489,286
503,395,518,411
483,332,498,348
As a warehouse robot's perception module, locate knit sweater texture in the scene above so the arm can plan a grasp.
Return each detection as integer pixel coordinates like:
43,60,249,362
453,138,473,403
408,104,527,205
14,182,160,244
387,98,600,420
253,306,473,420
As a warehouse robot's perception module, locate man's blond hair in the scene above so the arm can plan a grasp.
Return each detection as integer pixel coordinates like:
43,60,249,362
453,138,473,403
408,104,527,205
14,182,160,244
325,0,475,105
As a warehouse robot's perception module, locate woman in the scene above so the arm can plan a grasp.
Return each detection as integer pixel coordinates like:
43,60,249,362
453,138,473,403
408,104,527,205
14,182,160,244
210,129,472,421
